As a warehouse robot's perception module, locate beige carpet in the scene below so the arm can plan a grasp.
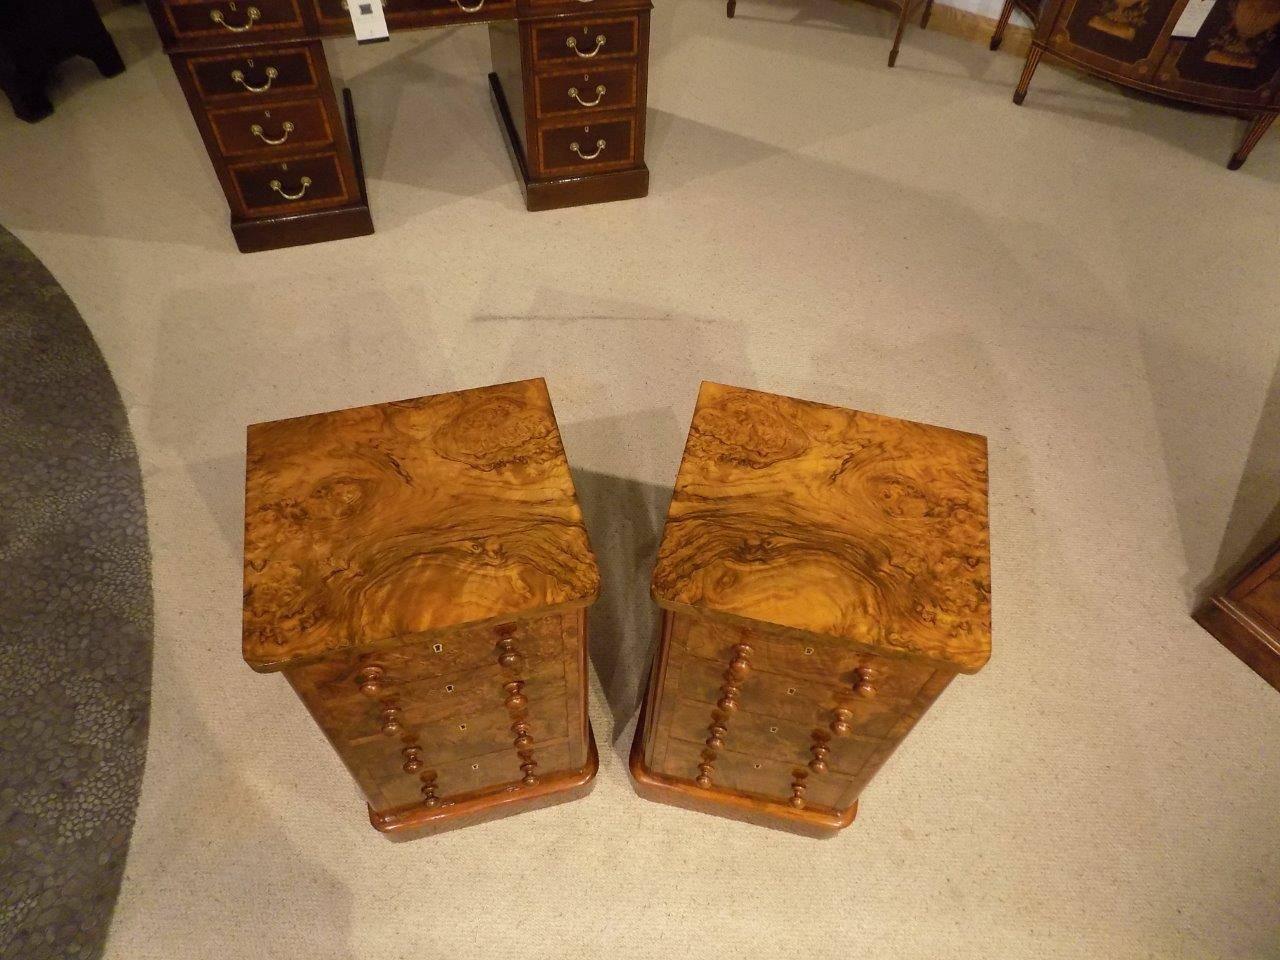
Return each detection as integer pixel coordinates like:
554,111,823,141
2,0,1279,957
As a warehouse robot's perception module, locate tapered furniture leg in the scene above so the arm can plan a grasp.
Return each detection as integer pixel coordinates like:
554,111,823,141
1228,112,1276,170
990,0,1015,49
1013,43,1043,104
727,0,736,16
888,0,912,66
920,0,934,28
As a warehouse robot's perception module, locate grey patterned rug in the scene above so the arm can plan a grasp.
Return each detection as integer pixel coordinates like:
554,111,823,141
0,225,152,960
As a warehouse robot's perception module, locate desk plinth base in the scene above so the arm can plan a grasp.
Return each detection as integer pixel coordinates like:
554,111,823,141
233,88,375,253
488,72,649,213
628,708,858,839
369,724,599,840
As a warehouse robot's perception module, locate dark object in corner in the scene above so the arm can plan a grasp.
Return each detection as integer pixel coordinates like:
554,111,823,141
1195,538,1280,693
0,0,125,122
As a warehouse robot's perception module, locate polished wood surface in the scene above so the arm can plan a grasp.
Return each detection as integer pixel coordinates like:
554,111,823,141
634,384,990,834
652,381,991,674
244,378,599,672
991,0,1280,168
243,381,599,836
145,0,651,250
1194,537,1280,692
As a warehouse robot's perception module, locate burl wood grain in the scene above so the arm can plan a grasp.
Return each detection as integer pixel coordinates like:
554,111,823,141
651,382,991,674
243,379,600,671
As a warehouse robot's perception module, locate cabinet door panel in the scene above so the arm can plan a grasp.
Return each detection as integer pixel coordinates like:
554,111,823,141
1060,0,1181,63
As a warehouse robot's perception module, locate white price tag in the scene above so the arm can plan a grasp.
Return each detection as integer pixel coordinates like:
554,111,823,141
347,0,389,43
1172,0,1215,39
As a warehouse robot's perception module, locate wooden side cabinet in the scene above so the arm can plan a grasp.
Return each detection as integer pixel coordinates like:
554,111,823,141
630,383,993,837
242,379,601,838
1195,537,1280,692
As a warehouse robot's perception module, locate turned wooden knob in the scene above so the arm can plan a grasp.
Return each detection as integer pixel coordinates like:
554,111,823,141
854,668,877,698
522,774,539,786
514,734,534,750
705,724,727,750
379,708,402,736
504,680,527,712
830,708,853,736
520,760,538,774
789,795,806,808
717,695,739,712
695,774,712,788
356,665,385,697
404,757,423,773
809,758,828,773
496,639,524,672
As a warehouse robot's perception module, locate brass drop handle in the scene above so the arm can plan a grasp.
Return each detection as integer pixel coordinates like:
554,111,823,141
570,139,606,160
379,707,402,736
269,176,312,201
210,6,261,31
230,66,278,93
453,0,485,11
566,34,606,58
853,667,877,699
568,84,606,107
355,665,384,696
251,120,294,145
829,707,853,737
495,638,524,672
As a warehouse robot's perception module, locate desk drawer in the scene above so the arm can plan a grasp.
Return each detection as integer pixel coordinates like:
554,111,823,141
183,45,321,102
662,738,853,811
228,152,353,215
531,16,639,68
535,116,635,175
313,0,514,28
162,0,305,44
533,64,637,118
207,97,334,157
371,739,572,810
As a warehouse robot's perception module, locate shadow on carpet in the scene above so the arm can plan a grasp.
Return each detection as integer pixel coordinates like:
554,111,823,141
0,225,152,960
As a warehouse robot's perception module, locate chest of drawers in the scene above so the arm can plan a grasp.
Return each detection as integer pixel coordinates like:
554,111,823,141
243,379,600,838
630,382,992,836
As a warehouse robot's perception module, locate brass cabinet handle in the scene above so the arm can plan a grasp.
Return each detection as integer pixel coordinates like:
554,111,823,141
210,5,261,31
565,34,606,58
570,138,606,160
269,176,312,200
453,0,486,11
568,84,606,107
230,66,278,92
250,120,294,145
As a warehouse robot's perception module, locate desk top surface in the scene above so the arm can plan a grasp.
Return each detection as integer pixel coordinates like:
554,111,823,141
651,382,991,673
243,378,599,672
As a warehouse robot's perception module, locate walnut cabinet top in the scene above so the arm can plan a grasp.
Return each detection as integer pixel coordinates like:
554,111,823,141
651,382,991,674
243,379,600,672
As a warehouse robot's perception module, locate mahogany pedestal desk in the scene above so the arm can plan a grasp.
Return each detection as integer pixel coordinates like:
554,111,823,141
144,0,651,252
242,379,601,839
631,383,992,837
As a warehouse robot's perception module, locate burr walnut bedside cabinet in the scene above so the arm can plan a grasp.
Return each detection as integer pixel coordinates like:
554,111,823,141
631,382,992,837
242,379,601,839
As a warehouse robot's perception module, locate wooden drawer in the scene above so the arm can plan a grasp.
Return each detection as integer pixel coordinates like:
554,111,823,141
161,0,305,45
228,152,353,215
345,687,569,775
533,64,637,118
372,738,572,809
293,618,565,704
183,46,320,102
677,616,932,702
207,97,334,157
536,117,635,174
531,16,639,68
673,650,905,738
667,700,877,776
303,657,566,737
312,0,514,29
661,738,853,811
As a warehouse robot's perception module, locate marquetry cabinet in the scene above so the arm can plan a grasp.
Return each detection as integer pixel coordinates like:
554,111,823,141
991,0,1280,168
631,383,993,836
243,379,601,838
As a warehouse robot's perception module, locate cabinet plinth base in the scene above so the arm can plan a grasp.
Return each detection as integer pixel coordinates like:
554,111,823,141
1194,598,1280,693
369,725,599,840
627,708,857,839
232,87,374,253
488,71,649,212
